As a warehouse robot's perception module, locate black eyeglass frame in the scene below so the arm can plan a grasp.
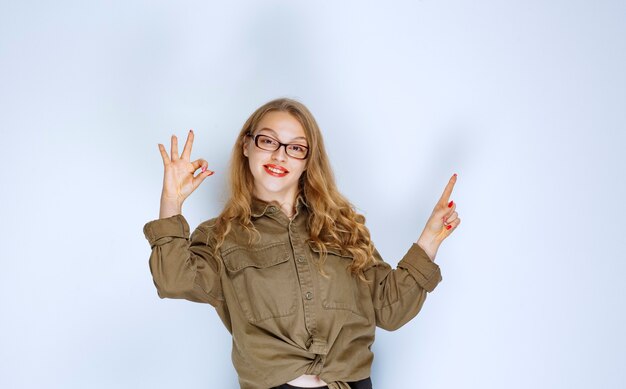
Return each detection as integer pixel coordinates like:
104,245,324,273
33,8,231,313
246,132,310,160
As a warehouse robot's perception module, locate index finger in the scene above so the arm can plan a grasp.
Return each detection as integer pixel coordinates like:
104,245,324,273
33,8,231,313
181,129,194,161
438,174,457,206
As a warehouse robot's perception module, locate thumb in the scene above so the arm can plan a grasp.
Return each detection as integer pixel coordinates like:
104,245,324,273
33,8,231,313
192,168,215,189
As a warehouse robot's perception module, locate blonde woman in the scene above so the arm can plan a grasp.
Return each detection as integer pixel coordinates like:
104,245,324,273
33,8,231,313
143,98,461,389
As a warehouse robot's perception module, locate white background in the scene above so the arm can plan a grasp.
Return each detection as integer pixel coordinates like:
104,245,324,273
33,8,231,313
1,1,625,388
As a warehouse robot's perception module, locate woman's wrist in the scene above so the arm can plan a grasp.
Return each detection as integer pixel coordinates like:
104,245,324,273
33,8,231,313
159,198,183,219
416,238,438,262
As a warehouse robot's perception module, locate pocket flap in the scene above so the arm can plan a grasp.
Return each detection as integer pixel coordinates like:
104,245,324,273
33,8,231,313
222,242,290,272
308,242,354,259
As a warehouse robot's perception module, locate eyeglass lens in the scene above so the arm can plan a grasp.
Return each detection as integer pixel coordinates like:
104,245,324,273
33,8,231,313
255,134,308,159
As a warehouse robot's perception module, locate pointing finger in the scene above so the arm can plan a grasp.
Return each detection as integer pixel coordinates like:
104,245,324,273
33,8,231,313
438,173,457,207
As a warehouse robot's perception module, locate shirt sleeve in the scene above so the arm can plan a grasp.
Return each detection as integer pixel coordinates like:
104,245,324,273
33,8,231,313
142,214,223,307
365,243,442,331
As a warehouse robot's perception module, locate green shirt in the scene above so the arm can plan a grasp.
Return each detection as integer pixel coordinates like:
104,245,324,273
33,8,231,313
143,196,442,389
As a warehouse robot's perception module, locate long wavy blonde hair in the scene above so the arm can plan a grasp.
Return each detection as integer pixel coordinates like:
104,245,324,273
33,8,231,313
211,97,378,280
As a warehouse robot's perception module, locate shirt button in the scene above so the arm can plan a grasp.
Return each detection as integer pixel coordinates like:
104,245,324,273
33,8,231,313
297,256,305,263
268,206,277,213
305,292,313,300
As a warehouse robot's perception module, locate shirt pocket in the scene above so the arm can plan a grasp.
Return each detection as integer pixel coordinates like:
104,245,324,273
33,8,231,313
222,242,298,323
308,243,365,318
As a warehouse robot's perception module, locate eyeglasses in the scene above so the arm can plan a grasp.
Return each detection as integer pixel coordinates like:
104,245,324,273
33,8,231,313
247,133,309,160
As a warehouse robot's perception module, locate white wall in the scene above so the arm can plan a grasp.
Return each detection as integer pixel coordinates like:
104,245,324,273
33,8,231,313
1,1,624,388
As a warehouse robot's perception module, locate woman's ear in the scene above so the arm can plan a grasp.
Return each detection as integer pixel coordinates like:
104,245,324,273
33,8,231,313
243,137,249,157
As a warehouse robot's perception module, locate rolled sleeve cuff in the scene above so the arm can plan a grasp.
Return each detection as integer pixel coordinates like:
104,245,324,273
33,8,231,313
397,243,442,292
143,214,190,247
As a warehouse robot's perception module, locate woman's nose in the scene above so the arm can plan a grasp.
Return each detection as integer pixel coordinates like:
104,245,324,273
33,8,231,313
271,145,288,161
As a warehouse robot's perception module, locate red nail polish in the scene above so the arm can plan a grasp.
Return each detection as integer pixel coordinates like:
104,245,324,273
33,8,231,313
201,166,206,172
446,225,452,230
448,201,454,208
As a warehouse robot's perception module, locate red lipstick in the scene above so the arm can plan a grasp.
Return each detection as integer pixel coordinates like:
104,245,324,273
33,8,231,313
263,164,289,177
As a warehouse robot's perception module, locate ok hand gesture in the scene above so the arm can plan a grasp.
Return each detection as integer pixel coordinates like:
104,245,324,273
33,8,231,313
416,174,461,260
158,130,214,218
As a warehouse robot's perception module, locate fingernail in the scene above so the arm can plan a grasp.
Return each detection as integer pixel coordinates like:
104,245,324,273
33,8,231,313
446,225,452,230
201,166,206,172
207,171,214,176
448,201,454,208
190,129,193,133
453,173,457,177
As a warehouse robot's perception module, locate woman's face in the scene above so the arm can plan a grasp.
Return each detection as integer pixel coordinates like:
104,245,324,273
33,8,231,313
243,111,308,205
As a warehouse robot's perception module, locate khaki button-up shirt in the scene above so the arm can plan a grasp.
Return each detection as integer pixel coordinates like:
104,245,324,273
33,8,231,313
143,196,442,389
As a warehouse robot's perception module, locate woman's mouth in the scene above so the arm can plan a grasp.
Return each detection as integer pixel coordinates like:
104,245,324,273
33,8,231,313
264,164,289,177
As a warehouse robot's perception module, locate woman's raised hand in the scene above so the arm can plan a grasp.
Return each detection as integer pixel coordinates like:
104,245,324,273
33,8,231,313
416,173,461,260
158,130,214,218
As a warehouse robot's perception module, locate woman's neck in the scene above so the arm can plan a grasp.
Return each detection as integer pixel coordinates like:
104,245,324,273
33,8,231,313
277,200,296,218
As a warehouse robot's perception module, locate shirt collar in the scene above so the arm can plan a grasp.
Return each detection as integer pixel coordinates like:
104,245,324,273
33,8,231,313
250,194,309,218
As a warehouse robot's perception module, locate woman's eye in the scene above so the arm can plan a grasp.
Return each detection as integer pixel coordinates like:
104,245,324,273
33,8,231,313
261,138,276,145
